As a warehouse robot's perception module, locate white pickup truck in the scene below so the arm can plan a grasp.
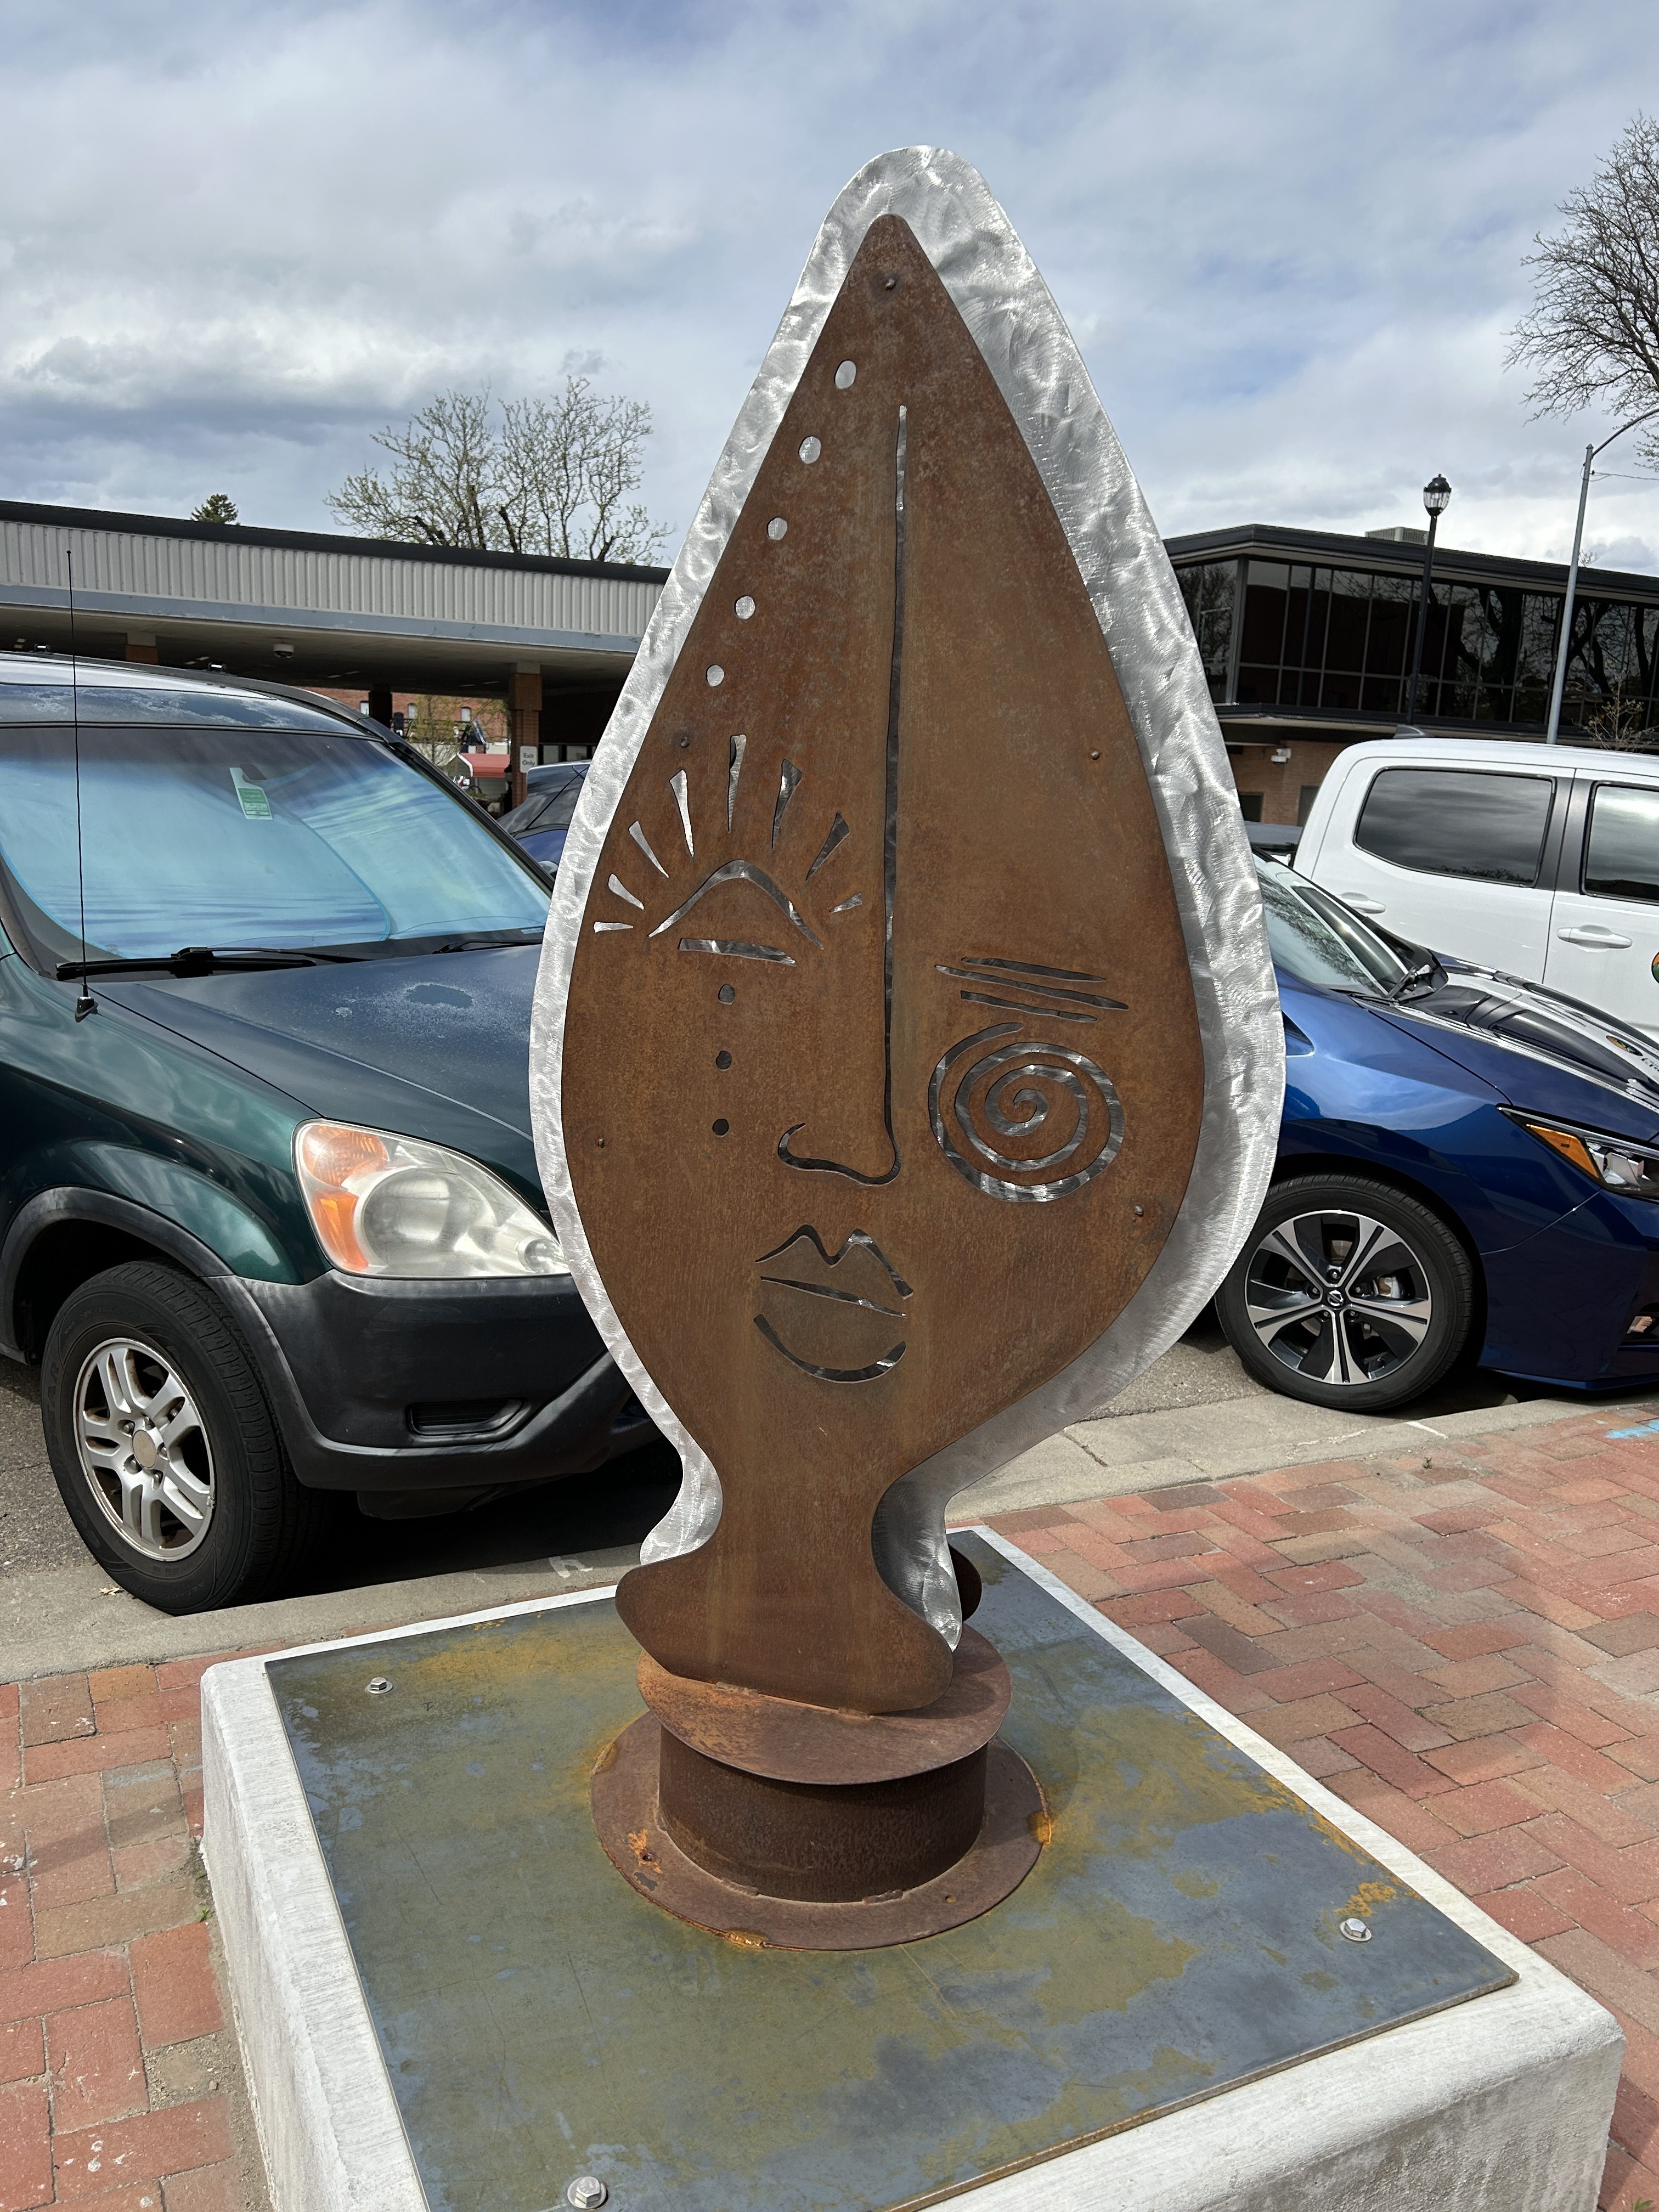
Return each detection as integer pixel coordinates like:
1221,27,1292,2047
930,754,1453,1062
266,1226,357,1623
1295,735,1659,1037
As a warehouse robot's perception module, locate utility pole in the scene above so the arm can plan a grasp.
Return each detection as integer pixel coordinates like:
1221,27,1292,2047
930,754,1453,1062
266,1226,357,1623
1545,405,1659,744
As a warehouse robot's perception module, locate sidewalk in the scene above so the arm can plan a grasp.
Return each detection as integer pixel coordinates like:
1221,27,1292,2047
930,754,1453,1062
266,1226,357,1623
6,1401,1659,2209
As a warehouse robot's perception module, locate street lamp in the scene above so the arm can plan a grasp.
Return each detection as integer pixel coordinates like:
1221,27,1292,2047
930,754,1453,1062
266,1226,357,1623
1402,474,1452,727
1544,404,1659,744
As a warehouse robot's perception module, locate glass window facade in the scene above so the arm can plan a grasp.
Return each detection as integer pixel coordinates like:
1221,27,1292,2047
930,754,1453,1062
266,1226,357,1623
1175,562,1237,701
1172,554,1659,734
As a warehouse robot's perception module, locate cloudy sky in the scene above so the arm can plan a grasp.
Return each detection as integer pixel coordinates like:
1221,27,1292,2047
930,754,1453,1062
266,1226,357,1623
5,0,1659,571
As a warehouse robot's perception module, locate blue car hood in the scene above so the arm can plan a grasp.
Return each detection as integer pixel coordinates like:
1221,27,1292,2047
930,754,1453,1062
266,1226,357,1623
97,945,544,1198
1378,961,1659,1146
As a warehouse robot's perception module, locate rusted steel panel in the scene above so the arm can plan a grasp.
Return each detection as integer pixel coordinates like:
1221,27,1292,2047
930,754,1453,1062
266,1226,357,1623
560,213,1205,1718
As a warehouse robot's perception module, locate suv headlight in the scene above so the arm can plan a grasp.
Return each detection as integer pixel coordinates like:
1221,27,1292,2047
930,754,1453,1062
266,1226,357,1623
1509,1111,1659,1200
295,1120,569,1278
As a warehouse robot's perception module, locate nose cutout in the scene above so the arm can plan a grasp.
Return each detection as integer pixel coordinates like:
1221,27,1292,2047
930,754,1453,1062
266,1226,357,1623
777,1114,899,1186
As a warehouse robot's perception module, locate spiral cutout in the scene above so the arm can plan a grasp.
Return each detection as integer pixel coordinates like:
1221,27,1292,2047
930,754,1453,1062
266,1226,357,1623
928,1023,1125,1202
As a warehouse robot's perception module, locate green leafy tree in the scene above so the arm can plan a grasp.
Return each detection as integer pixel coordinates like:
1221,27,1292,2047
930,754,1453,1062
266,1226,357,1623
328,379,668,562
1508,114,1659,461
191,492,239,524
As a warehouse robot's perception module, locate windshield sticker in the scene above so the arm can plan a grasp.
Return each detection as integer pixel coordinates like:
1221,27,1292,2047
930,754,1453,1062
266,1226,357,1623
231,768,273,820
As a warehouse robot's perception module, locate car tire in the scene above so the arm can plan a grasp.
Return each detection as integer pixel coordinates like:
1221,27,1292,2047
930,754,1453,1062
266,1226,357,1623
41,1261,337,1613
1216,1174,1476,1413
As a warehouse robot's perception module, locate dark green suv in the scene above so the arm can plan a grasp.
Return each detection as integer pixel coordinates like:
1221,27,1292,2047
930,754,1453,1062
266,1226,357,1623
0,653,646,1611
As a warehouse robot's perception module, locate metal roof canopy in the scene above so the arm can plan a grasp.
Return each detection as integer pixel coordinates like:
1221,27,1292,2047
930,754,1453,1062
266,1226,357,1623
0,499,669,699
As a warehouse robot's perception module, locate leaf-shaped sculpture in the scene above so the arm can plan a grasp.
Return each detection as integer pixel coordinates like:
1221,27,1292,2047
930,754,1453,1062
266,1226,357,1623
534,151,1282,1728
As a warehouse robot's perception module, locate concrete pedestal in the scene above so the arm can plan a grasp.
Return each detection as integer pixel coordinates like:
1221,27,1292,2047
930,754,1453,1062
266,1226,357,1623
202,1531,1621,2212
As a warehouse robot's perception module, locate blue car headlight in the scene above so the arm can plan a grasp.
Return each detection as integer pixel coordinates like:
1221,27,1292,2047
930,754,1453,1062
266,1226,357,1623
1506,1110,1659,1201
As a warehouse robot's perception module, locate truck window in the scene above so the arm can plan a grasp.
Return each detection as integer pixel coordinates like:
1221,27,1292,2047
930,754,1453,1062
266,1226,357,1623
1353,767,1554,887
1584,783,1659,904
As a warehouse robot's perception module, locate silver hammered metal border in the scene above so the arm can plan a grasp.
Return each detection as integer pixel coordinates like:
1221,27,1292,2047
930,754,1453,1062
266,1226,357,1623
529,145,1284,1612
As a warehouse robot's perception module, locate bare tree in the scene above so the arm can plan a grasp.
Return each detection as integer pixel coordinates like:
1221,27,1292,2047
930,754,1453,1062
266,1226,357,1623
329,390,498,549
328,379,668,562
1508,115,1659,461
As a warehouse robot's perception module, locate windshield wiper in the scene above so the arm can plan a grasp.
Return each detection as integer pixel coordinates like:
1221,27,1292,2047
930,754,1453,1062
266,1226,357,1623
55,945,357,980
425,929,546,954
1385,956,1446,1002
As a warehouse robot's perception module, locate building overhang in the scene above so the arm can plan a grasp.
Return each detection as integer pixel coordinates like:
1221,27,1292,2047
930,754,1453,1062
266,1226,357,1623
0,499,668,696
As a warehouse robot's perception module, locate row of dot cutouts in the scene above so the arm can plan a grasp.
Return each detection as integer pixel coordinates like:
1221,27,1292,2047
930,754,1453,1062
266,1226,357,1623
704,360,856,691
703,360,856,1134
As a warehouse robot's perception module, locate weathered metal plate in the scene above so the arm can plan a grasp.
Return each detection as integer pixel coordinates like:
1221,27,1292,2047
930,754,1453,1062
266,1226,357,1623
268,1537,1513,2212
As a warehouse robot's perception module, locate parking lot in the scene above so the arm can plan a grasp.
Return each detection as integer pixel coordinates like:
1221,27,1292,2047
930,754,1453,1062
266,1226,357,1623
4,1306,1644,1685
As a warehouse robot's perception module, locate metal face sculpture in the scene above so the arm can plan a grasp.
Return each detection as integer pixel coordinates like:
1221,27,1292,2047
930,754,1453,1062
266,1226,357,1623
533,149,1282,1945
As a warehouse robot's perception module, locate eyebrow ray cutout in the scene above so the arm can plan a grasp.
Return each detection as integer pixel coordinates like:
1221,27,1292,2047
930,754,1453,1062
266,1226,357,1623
670,769,695,857
647,859,824,949
608,874,644,909
630,821,668,877
806,811,850,879
771,760,802,851
727,735,746,828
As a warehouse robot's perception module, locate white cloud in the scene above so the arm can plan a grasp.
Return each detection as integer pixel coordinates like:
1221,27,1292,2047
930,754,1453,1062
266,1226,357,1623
3,0,1658,570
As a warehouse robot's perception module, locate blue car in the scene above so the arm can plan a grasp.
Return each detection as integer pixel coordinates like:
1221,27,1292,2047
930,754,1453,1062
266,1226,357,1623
499,760,590,870
1221,859,1659,1410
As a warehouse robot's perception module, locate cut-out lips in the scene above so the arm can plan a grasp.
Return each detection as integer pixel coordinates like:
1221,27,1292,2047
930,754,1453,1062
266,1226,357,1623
753,1227,912,1383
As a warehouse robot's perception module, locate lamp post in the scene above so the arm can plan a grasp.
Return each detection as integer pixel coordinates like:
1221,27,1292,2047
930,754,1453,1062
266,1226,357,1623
1544,404,1659,744
1403,474,1452,727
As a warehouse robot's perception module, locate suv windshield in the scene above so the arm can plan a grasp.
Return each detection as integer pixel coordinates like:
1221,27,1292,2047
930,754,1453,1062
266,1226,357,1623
1256,857,1413,997
501,769,586,836
0,724,548,966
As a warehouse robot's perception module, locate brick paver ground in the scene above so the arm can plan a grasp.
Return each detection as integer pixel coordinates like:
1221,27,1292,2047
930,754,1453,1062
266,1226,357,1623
986,1400,1659,2212
0,1651,272,2212
12,1402,1659,2208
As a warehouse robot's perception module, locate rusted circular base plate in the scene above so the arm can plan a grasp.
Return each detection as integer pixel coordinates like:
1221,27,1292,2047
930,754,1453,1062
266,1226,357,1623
591,1716,1045,1950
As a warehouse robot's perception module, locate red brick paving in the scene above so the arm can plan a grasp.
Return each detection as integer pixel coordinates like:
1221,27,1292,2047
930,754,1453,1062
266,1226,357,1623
12,1406,1659,2207
0,1654,268,2210
980,1403,1659,2211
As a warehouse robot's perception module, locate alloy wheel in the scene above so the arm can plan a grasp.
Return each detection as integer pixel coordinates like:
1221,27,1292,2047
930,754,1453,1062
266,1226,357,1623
1241,1209,1434,1389
72,1336,216,1560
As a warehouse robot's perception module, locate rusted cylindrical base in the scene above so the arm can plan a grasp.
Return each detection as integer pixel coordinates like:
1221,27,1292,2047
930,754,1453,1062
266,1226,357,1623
590,1623,1047,1949
658,1727,988,1903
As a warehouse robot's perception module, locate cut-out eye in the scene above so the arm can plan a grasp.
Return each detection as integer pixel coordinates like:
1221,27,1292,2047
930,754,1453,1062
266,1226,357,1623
799,436,821,464
718,984,735,1005
768,517,787,540
835,360,856,390
707,664,725,687
712,1119,730,1137
715,1050,732,1069
735,596,755,620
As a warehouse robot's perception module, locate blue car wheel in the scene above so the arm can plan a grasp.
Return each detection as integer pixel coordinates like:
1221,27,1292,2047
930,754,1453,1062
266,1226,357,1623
1217,1173,1475,1412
